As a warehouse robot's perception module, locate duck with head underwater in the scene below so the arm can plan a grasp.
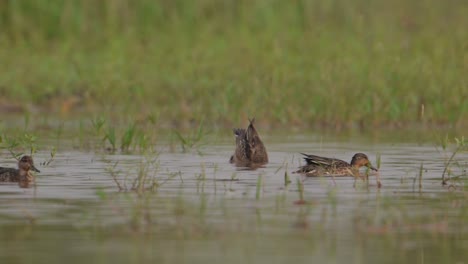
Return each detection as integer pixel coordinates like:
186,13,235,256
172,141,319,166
230,118,268,167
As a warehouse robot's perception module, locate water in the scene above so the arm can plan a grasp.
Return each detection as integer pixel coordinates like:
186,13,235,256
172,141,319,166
0,138,467,263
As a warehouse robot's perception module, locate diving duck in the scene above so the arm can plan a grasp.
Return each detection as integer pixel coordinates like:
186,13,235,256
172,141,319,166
230,118,268,166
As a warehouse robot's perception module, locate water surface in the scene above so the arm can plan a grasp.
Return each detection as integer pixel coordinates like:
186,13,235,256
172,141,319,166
0,138,467,263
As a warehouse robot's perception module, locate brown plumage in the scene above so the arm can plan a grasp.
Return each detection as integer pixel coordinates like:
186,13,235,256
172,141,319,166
230,118,268,166
0,155,40,182
294,153,377,177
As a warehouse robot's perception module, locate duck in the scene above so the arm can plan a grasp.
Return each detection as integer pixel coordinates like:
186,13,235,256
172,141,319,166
294,153,377,177
230,118,268,166
0,155,40,182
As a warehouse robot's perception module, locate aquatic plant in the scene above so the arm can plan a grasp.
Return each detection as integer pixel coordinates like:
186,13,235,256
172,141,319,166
91,116,106,136
103,155,198,194
40,147,57,167
195,163,207,193
104,127,117,152
120,123,136,153
284,171,291,187
89,116,158,154
256,173,263,200
440,136,467,185
296,178,305,202
0,133,38,158
174,121,206,153
106,161,124,190
135,132,152,154
375,153,382,188
23,134,38,155
376,153,382,170
412,162,424,193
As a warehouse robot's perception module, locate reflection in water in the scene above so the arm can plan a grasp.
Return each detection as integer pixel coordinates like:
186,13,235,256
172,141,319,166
18,180,33,189
232,162,268,171
0,140,467,263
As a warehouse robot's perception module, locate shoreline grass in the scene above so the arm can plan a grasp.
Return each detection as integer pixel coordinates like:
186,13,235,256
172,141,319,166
0,0,467,128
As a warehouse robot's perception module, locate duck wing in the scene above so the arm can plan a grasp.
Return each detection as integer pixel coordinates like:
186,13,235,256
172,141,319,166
0,167,20,182
300,153,350,168
231,128,248,162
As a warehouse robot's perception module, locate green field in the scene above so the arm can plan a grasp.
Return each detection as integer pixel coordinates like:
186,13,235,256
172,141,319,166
0,0,467,129
1,3,467,263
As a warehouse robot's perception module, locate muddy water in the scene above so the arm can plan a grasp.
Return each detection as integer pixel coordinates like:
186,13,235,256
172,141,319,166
0,139,467,263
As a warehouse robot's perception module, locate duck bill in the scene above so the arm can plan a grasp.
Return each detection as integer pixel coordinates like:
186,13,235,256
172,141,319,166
31,164,41,173
368,164,378,171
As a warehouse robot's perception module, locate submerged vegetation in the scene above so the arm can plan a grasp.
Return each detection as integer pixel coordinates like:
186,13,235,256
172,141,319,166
0,0,467,129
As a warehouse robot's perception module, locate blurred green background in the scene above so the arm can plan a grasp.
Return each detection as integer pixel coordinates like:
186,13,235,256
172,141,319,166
0,0,466,129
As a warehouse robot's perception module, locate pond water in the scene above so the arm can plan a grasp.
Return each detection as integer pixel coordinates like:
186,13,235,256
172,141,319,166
0,137,467,264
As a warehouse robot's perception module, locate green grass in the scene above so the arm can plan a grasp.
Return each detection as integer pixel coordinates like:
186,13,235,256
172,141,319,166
0,0,467,128
173,121,206,153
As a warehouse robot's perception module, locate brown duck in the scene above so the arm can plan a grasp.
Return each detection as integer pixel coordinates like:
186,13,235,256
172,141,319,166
230,118,268,166
294,153,377,177
0,155,40,182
